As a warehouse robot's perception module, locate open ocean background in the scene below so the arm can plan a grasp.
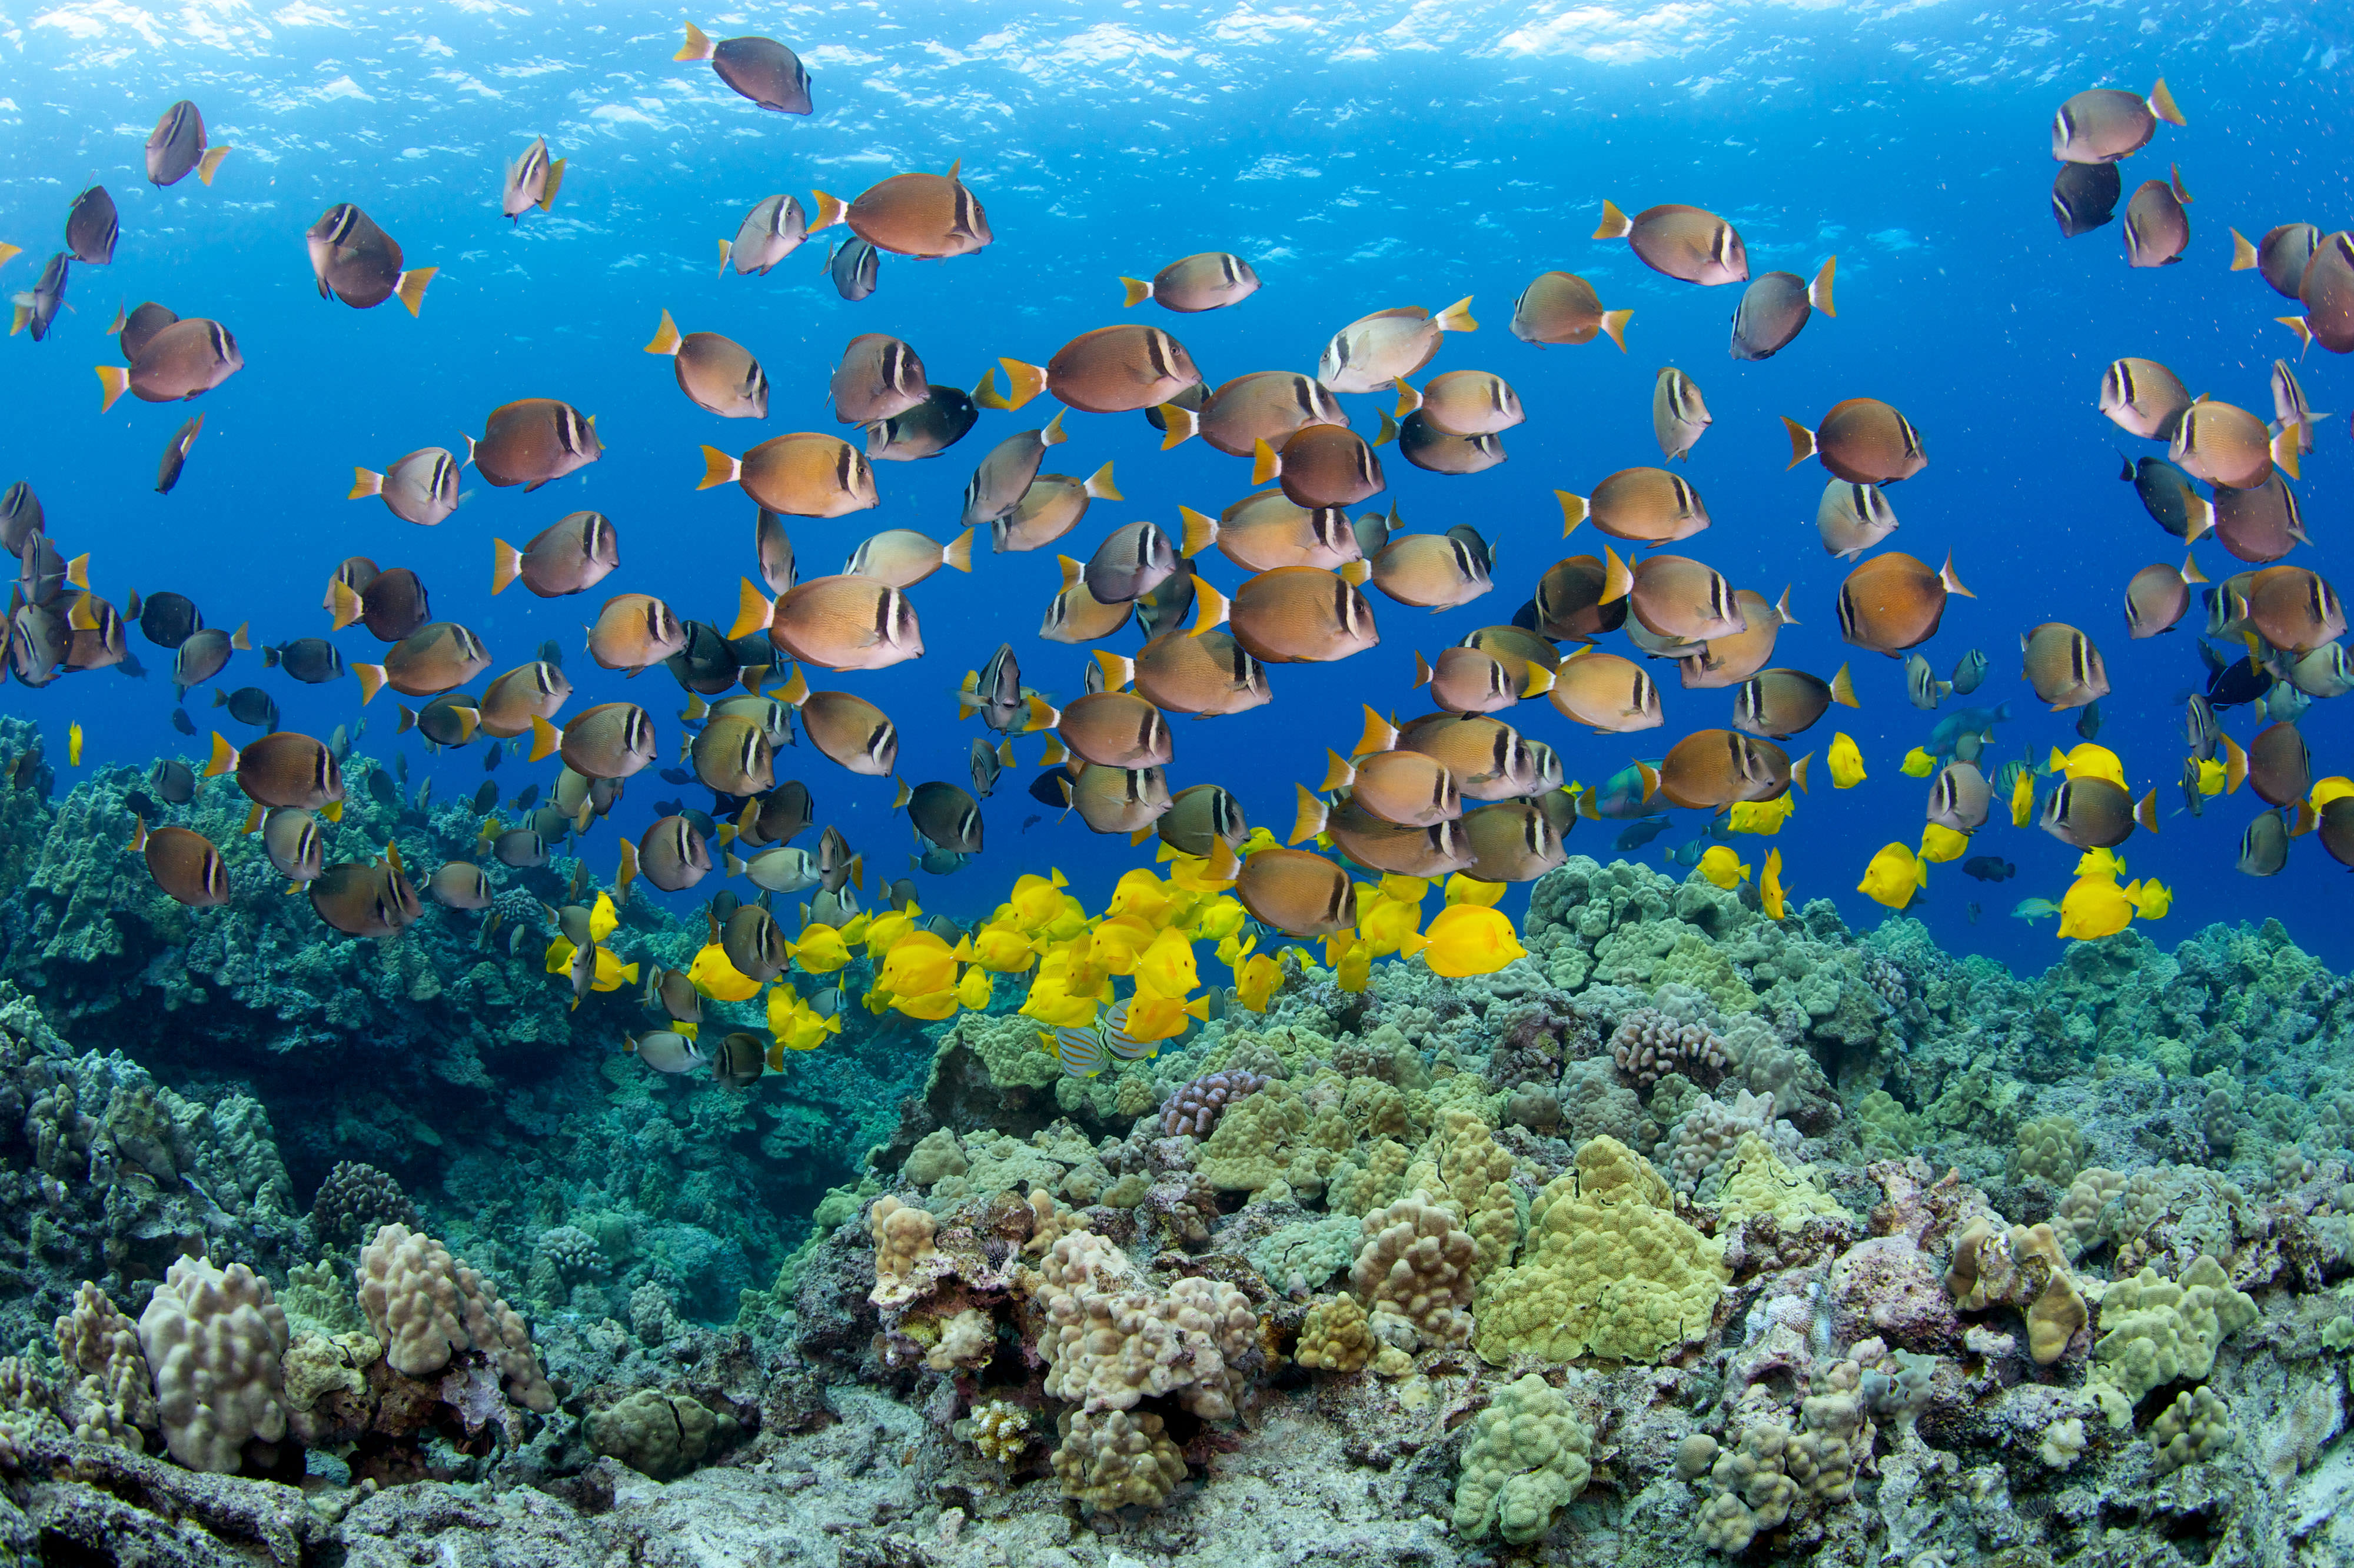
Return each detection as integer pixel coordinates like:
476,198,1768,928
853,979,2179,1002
2,0,2351,973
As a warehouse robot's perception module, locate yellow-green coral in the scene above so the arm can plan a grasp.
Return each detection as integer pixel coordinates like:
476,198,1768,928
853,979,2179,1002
2090,1254,2257,1405
1294,1294,1375,1373
1713,1135,1851,1230
1452,1373,1594,1544
1472,1136,1728,1367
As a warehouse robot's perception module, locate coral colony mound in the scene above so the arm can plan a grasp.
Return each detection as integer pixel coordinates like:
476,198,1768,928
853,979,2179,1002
0,721,2349,1564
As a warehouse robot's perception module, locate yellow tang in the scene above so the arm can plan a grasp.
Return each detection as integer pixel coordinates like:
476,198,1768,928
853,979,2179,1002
2310,775,2354,810
1133,926,1198,998
879,931,959,997
689,940,763,1000
969,924,1037,974
589,892,620,944
1697,845,1749,889
1194,896,1249,943
1857,842,1924,909
1828,732,1867,789
892,988,959,1021
2056,743,2128,790
1008,869,1071,931
1335,940,1372,993
2074,847,2127,881
1107,867,1182,927
2134,878,2172,918
955,967,993,1010
1723,794,1794,834
2009,765,2035,826
591,948,637,991
1760,848,1788,921
1899,746,1935,778
1379,873,1431,904
1122,992,1206,1043
786,923,853,975
1918,823,1970,863
1444,873,1506,907
1421,904,1526,977
2056,874,2137,941
1234,951,1281,1011
543,935,577,976
68,723,82,767
1356,893,1424,957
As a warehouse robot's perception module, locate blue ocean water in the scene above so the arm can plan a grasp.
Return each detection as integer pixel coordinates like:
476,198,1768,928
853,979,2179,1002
2,0,2350,975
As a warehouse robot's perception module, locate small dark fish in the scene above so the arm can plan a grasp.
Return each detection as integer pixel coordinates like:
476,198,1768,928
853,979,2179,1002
367,769,401,808
2050,161,2121,237
2074,700,2103,741
513,783,540,811
267,637,345,685
15,253,69,342
117,650,147,678
1614,818,1671,851
155,414,203,495
1026,769,1071,809
169,708,197,736
151,758,197,804
660,767,694,785
135,591,203,650
829,237,879,301
212,685,278,729
483,741,503,772
538,639,565,668
66,185,119,265
1022,813,1041,833
1961,855,2016,883
675,22,813,114
2198,638,2273,708
1967,902,1981,926
471,780,499,814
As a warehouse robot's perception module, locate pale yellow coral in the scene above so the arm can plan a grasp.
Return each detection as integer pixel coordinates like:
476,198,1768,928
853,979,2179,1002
1452,1373,1594,1544
1294,1294,1375,1373
1714,1135,1851,1230
1351,1190,1479,1350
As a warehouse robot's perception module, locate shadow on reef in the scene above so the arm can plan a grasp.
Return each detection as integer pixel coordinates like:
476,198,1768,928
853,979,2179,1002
0,730,2348,1564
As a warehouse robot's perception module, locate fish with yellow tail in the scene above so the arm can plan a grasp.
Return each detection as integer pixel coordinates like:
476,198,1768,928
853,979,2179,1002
1418,904,1525,977
1858,842,1926,910
1760,849,1789,920
1696,845,1748,890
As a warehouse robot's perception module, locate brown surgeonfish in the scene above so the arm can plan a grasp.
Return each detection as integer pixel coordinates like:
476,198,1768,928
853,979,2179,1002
691,715,776,797
674,21,812,112
1235,847,1356,936
1198,566,1378,665
1836,551,1971,655
311,855,421,937
2169,399,2294,490
2230,222,2319,299
351,448,461,527
769,576,922,672
721,194,810,276
1032,691,1172,769
994,464,1120,554
1253,425,1384,509
1158,784,1248,862
1038,557,1133,644
587,594,687,673
1414,645,1532,715
1531,555,1630,642
2246,565,2346,654
1593,201,1747,285
112,301,177,363
2237,810,2289,877
1083,520,1180,604
1784,399,1927,484
2052,161,2122,237
2098,357,2192,440
494,512,619,598
207,730,343,811
1062,763,1171,834
867,384,978,461
403,693,478,748
1548,649,1664,734
999,325,1202,416
1558,467,1708,545
1379,711,1548,803
133,820,228,905
1459,798,1570,884
813,162,990,259
702,433,876,517
1315,747,1461,827
830,335,926,425
1732,665,1854,740
1730,259,1836,360
844,527,972,588
155,415,202,495
1926,761,1992,834
753,510,797,595
2269,360,2322,453
2052,79,2183,162
2124,558,2203,637
1817,480,1900,560
1394,411,1506,475
305,204,435,315
428,860,491,910
478,661,571,740
2318,800,2354,871
1509,271,1630,349
1120,252,1259,312
62,594,125,671
1182,494,1358,574
1314,799,1473,880
960,418,1066,528
2039,776,2156,850
1657,729,1793,809
66,185,118,264
707,694,793,750
172,624,250,691
145,100,230,187
788,685,899,777
1396,370,1523,437
907,781,983,854
2286,231,2354,355
469,399,601,490
2021,622,2110,710
558,703,657,780
355,621,493,701
500,137,564,220
638,816,714,893
1369,532,1492,611
723,905,789,982
2213,474,2306,565
1650,367,1712,462
2122,167,2193,268
1625,554,1746,642
1102,631,1271,717
644,311,767,419
2246,721,2310,808
1161,371,1345,457
1318,300,1476,394
95,317,242,410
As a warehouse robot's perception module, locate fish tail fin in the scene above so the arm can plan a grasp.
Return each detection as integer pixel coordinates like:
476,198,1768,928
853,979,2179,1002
1600,308,1632,352
1022,694,1058,734
674,19,716,60
2134,788,2160,834
643,308,683,356
1250,438,1281,486
261,642,280,668
328,579,363,631
352,664,386,705
2168,162,2192,204
1038,734,1068,767
890,777,911,810
1520,662,1554,697
943,527,974,573
228,621,250,651
995,358,1048,411
1118,275,1152,307
393,267,435,317
204,731,236,777
1599,544,1633,605
348,467,383,500
726,577,774,641
697,445,740,490
1394,381,1423,420
997,737,1015,765
1939,551,1974,599
2270,423,2301,481
1790,753,1812,794
395,703,417,735
2148,76,2185,126
2188,494,2215,542
1411,650,1433,689
1554,490,1589,538
1354,704,1398,756
94,365,129,413
1338,559,1371,586
969,366,1010,410
1773,584,1800,625
808,190,844,232
1085,461,1121,500
1592,198,1632,239
1809,255,1836,316
65,553,89,591
1186,576,1229,637
1092,650,1133,692
2221,731,2247,793
1780,415,1816,469
1318,750,1356,793
2229,228,2257,271
1374,408,1398,448
715,238,732,276
490,537,523,596
1155,403,1198,450
773,663,809,707
2181,552,2207,585
210,687,228,707
1435,295,1477,333
1288,784,1329,846
195,146,230,185
1040,408,1067,446
2276,315,2313,357
1830,662,1860,707
126,815,146,852
538,159,564,212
